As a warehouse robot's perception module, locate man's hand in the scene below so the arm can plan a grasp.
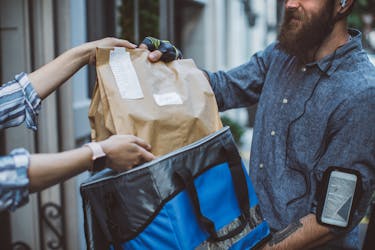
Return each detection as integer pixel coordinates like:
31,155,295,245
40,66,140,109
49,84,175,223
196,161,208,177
99,135,155,172
139,37,183,63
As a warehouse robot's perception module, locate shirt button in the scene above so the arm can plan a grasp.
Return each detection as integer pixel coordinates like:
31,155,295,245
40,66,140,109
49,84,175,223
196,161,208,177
271,131,276,136
301,67,307,72
259,163,264,169
282,98,288,104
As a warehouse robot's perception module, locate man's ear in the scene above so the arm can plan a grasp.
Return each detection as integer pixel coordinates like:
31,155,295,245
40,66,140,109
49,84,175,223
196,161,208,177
336,0,354,15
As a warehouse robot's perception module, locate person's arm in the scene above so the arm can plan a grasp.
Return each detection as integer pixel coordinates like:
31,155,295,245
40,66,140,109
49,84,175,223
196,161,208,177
28,134,155,192
28,38,136,99
0,135,155,211
0,38,136,131
199,43,277,111
261,214,333,250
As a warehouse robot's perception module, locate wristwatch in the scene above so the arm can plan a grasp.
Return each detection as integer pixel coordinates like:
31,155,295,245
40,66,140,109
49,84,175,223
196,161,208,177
85,142,107,172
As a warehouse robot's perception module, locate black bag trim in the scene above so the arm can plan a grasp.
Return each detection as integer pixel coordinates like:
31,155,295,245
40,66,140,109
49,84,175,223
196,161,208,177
173,167,249,242
171,137,251,242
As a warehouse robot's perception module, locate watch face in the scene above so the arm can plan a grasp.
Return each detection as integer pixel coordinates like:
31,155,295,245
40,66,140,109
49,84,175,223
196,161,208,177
93,156,107,172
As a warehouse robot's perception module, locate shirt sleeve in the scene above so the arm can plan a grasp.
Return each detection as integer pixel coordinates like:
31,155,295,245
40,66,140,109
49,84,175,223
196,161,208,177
0,148,30,212
204,43,276,112
0,72,42,131
311,88,375,235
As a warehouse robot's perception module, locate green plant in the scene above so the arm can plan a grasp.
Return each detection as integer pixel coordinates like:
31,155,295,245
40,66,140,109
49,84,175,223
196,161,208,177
118,0,160,42
348,0,375,30
221,115,246,146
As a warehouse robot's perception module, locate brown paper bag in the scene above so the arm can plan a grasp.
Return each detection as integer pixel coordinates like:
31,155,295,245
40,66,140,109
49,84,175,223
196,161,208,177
89,47,222,156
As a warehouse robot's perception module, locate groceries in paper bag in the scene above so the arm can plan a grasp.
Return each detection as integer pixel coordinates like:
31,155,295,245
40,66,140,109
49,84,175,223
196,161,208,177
89,47,222,156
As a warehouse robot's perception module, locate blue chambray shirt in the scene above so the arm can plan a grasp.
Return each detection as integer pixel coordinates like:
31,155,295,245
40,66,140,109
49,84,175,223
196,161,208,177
206,29,375,249
0,73,41,211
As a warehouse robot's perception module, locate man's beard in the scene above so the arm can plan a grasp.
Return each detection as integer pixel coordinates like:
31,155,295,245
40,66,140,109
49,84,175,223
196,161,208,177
278,2,335,63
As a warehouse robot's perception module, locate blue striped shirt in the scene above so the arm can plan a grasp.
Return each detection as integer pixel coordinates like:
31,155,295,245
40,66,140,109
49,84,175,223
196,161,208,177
0,73,41,211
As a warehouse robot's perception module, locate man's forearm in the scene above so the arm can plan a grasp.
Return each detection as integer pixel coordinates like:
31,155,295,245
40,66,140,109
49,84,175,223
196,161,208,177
262,214,333,250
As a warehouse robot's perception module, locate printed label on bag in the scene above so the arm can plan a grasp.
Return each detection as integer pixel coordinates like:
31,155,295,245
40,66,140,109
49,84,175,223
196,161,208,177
109,47,144,99
153,92,183,106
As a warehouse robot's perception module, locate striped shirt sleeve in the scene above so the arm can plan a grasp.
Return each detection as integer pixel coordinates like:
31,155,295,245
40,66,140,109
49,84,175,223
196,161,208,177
0,148,30,212
0,72,42,131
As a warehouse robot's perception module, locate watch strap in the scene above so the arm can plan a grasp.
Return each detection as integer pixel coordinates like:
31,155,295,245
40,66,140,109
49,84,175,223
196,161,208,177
84,142,106,172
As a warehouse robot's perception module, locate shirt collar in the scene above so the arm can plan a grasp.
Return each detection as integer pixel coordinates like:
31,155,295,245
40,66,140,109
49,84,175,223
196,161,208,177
306,29,363,76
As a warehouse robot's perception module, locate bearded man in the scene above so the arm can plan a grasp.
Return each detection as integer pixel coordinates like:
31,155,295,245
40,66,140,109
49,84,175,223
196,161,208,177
143,0,375,248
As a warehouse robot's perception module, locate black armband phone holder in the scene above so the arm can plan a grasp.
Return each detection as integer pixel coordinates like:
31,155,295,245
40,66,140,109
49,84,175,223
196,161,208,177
316,166,362,228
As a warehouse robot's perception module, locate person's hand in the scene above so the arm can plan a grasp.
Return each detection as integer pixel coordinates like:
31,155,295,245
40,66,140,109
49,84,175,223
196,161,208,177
139,37,183,63
83,37,137,65
99,135,155,172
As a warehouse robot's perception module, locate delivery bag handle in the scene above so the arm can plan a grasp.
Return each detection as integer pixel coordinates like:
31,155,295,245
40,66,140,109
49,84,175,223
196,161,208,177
173,140,250,242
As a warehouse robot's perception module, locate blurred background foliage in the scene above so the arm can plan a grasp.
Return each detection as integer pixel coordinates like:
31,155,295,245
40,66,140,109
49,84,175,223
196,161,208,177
348,0,375,29
221,116,246,146
348,0,375,51
119,0,160,43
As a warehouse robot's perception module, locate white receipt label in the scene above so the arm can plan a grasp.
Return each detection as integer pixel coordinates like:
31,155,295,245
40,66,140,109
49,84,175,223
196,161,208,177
153,92,183,106
109,47,144,99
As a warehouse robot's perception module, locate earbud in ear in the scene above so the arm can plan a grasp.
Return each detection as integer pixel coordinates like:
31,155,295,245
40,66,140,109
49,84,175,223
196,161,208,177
340,0,347,7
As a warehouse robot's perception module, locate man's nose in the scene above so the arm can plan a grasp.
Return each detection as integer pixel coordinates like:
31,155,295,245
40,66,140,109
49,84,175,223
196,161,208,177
284,0,299,9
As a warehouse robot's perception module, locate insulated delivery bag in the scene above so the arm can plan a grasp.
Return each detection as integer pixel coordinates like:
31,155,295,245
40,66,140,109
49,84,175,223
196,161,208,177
80,127,271,249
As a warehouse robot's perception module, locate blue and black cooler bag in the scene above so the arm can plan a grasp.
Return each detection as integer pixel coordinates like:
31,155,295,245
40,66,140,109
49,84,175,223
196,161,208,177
80,127,271,249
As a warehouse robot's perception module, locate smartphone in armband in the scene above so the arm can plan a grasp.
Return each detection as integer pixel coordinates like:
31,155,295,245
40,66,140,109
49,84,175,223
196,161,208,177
317,167,362,228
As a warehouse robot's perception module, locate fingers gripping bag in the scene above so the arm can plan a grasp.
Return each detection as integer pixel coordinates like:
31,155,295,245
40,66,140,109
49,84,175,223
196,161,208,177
88,47,223,156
